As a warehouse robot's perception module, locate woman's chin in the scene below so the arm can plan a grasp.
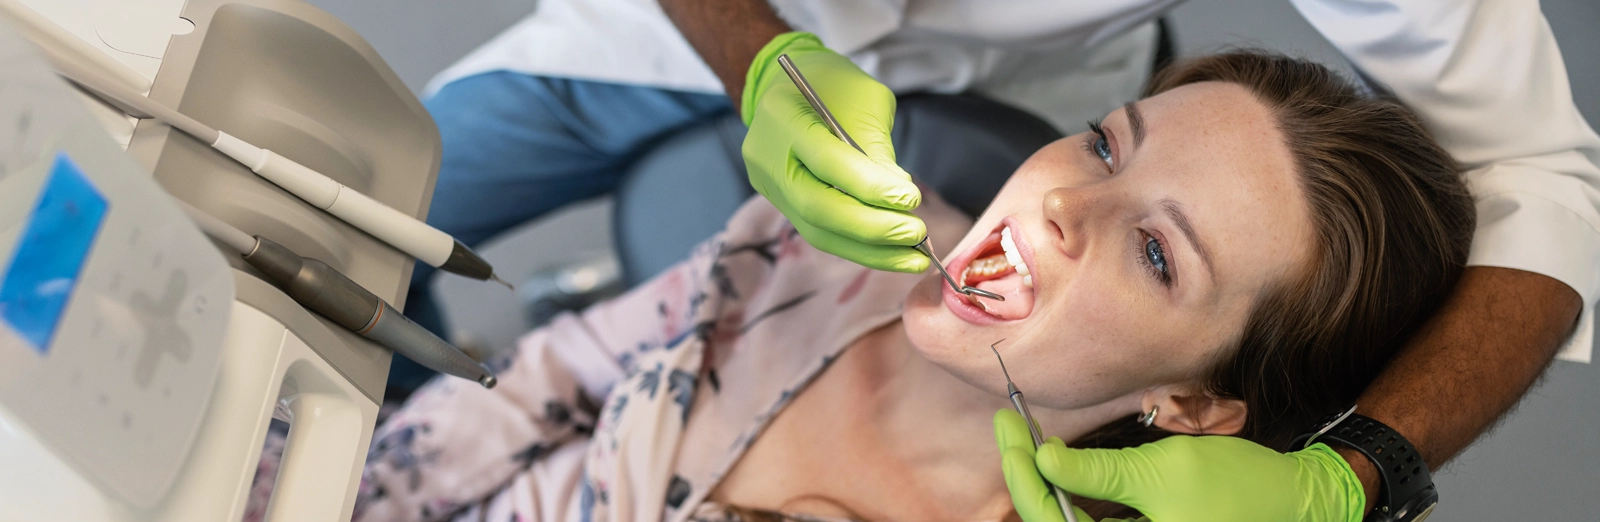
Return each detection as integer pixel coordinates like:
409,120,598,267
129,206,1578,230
902,273,949,329
900,293,1020,399
902,275,983,366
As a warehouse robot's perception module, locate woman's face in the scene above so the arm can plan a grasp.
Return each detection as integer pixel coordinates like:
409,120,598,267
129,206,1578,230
903,81,1314,410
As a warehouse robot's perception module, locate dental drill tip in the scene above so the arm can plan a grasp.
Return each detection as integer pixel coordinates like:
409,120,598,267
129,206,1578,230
479,374,497,389
441,240,497,281
990,339,1013,382
489,273,514,291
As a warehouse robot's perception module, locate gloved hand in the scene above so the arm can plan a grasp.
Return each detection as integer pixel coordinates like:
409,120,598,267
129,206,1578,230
994,409,1367,522
741,32,928,273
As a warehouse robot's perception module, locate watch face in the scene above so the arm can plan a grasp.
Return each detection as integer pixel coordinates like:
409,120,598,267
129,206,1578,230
1410,503,1437,521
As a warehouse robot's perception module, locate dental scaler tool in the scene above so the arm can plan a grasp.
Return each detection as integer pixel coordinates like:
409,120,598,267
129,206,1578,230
176,200,498,388
775,54,1002,301
990,340,1078,522
37,37,511,289
914,238,1004,301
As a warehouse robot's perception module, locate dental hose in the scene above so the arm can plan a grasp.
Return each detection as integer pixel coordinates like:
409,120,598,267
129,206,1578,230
176,199,497,388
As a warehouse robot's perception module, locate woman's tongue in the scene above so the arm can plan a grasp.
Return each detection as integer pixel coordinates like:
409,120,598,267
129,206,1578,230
964,254,1035,320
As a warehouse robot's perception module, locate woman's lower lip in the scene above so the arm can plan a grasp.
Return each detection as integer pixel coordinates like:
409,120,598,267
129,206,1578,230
942,279,1006,325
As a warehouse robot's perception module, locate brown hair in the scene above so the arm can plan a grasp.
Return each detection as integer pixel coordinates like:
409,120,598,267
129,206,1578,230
1072,50,1475,516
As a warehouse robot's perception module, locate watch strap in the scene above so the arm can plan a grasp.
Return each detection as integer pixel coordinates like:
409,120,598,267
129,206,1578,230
1293,411,1438,521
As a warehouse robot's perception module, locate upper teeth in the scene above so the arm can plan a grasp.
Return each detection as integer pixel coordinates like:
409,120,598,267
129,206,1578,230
1000,226,1033,287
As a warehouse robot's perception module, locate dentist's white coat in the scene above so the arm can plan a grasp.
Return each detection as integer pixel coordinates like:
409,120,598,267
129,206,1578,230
433,0,1600,361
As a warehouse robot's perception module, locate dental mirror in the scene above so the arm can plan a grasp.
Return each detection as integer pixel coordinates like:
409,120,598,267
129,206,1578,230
916,238,1005,301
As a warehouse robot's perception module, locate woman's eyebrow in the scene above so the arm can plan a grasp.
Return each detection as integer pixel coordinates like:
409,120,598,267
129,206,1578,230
1160,198,1214,279
1123,101,1146,145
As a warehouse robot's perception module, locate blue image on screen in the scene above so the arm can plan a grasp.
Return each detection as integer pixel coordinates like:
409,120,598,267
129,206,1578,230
0,152,109,354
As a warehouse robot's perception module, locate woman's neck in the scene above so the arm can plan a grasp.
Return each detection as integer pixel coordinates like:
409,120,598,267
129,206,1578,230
828,320,1133,519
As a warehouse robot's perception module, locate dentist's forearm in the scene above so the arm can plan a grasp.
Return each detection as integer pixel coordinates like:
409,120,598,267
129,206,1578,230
1341,266,1581,507
658,0,792,108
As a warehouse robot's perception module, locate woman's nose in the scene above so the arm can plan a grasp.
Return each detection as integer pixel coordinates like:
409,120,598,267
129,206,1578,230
1042,186,1110,259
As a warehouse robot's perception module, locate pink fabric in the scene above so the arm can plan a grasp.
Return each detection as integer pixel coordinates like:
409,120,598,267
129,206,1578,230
329,195,967,522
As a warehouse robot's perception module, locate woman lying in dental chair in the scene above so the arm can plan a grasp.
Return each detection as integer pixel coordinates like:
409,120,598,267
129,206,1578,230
351,50,1475,522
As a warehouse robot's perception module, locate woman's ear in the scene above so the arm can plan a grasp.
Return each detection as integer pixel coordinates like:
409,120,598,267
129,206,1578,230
1146,391,1248,435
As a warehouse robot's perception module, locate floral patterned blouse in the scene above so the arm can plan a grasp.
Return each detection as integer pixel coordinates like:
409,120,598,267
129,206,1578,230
350,194,971,522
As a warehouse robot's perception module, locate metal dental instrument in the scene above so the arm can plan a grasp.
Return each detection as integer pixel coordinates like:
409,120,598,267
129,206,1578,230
36,33,508,288
914,238,1005,301
777,54,863,154
176,199,498,388
990,340,1079,522
776,54,1003,302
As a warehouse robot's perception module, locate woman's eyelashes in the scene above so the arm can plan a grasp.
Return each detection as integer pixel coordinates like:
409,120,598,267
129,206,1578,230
1083,121,1168,287
1084,120,1114,170
1136,232,1174,286
1084,122,1168,287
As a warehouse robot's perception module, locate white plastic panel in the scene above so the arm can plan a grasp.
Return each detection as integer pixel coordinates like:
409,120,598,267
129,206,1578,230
15,0,186,83
15,0,189,146
0,301,379,522
0,27,234,507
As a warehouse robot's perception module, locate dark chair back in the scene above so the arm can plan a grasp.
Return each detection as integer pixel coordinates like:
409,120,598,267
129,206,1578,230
613,93,1063,286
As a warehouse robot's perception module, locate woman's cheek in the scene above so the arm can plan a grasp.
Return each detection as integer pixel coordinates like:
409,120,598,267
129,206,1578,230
900,277,970,358
1038,277,1143,361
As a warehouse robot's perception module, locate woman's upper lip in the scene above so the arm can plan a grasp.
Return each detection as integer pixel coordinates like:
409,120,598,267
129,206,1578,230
1002,216,1039,290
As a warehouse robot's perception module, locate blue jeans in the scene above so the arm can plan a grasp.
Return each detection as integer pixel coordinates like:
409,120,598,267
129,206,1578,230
394,72,731,392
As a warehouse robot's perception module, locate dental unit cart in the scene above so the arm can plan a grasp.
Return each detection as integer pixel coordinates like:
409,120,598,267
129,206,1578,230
0,0,449,519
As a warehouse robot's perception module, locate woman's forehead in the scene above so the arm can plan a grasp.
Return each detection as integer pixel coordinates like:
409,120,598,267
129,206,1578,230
1132,81,1314,296
1138,82,1281,145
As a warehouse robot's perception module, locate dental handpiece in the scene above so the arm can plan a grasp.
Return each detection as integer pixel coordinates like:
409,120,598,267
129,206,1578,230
209,134,510,290
991,341,1078,522
176,200,496,388
38,37,510,289
243,237,497,388
775,54,1002,301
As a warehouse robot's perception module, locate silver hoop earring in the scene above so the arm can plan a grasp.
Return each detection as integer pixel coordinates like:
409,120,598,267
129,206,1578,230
1138,405,1159,428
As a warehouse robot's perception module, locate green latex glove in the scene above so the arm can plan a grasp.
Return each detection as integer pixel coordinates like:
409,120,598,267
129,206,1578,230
741,32,929,273
994,409,1367,522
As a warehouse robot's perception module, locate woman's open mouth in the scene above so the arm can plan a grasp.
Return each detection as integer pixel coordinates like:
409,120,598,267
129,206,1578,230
942,217,1038,323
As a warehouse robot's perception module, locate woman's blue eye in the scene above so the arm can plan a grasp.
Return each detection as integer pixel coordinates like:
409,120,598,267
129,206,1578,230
1143,235,1172,285
1086,120,1114,169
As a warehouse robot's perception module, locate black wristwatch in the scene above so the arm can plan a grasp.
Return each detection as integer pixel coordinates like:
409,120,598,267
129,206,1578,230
1291,406,1439,522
